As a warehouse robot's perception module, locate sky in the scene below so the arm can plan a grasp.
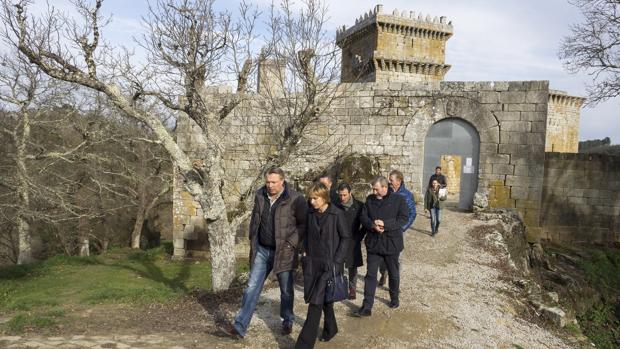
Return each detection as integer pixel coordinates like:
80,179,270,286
30,0,619,143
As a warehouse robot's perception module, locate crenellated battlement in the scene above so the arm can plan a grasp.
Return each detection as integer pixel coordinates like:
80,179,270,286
549,89,586,107
336,4,453,45
337,4,452,83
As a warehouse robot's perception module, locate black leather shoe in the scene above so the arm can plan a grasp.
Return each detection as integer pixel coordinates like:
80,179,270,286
352,307,372,317
319,332,336,342
388,300,400,309
282,322,293,335
378,273,386,287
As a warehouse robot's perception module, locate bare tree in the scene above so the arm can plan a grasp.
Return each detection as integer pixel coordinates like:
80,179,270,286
2,0,341,290
1,0,261,289
227,0,344,216
0,42,98,263
559,0,620,105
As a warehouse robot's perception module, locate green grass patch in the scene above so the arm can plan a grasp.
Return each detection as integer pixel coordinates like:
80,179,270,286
127,246,169,262
0,247,249,330
576,248,620,349
564,322,581,336
579,249,620,295
6,313,58,333
578,303,619,349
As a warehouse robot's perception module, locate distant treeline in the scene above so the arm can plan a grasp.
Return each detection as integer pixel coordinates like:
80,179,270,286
578,137,620,155
0,107,172,265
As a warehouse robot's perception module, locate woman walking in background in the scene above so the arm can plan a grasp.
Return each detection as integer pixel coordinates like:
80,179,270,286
296,183,351,349
424,179,446,236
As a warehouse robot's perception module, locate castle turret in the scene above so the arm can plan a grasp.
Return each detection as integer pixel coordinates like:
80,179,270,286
336,4,453,83
546,90,585,153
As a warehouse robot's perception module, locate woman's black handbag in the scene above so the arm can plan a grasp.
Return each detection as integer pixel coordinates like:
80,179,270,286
324,265,348,303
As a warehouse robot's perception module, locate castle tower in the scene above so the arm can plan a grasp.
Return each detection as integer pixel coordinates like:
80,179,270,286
546,90,586,153
257,51,285,96
336,4,453,83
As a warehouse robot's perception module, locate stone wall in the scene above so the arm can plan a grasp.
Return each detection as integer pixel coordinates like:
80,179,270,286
172,80,552,256
540,152,620,243
545,90,584,153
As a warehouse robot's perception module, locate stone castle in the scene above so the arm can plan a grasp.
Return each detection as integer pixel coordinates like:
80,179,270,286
171,5,619,258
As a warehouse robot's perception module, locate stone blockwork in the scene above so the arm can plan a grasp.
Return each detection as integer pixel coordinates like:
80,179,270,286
171,4,588,255
173,80,552,256
540,152,620,243
545,90,585,153
336,4,452,83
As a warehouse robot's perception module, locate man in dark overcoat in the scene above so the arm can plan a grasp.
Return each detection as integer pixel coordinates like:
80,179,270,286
354,176,408,317
335,182,365,300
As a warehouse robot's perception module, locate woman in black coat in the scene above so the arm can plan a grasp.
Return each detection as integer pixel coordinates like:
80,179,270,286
296,183,351,349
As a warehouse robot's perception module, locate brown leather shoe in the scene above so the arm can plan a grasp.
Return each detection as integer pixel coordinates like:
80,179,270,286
348,287,356,300
220,322,242,340
282,322,292,335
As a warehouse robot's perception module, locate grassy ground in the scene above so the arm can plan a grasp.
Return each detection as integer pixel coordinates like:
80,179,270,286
541,243,620,349
0,246,249,333
575,248,620,349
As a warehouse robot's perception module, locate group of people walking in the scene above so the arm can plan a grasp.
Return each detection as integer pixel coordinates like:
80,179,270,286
222,166,447,348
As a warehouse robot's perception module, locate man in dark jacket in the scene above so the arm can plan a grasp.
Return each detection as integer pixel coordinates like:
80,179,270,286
378,170,417,286
335,182,364,300
224,167,307,339
428,166,447,188
354,176,408,317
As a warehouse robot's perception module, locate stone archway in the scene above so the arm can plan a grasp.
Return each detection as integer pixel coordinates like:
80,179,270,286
405,95,500,202
423,118,481,210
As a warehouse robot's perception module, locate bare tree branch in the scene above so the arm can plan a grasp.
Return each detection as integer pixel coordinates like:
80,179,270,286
559,0,620,104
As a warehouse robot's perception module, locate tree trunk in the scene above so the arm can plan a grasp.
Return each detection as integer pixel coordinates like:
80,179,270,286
16,213,32,264
76,180,90,257
131,210,146,249
131,178,148,249
15,108,33,265
79,238,90,256
206,211,236,291
200,136,236,291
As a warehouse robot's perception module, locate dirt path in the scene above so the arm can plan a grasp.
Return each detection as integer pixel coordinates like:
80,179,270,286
1,208,574,348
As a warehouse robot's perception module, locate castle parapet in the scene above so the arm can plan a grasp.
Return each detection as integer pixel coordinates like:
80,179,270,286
337,4,452,83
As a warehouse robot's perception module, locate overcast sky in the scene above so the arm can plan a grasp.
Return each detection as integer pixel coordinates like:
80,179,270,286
34,0,619,143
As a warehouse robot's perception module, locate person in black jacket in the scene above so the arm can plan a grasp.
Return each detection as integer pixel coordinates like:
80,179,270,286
296,183,351,349
335,182,365,300
354,176,408,317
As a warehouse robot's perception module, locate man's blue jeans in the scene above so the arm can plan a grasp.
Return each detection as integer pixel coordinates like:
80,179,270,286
233,243,295,337
430,207,441,234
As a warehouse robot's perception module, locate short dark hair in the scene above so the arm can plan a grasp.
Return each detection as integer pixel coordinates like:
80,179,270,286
318,173,332,182
265,166,285,179
435,166,442,171
337,182,352,192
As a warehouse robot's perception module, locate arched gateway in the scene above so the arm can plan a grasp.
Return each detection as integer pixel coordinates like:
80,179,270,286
423,118,480,210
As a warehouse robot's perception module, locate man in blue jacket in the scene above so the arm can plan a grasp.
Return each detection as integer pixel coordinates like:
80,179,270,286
378,170,417,286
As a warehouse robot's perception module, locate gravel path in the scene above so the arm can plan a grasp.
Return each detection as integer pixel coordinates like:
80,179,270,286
1,207,574,348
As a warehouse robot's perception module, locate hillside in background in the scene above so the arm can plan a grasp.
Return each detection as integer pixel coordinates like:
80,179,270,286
579,137,620,155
